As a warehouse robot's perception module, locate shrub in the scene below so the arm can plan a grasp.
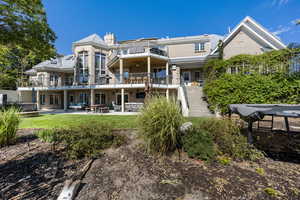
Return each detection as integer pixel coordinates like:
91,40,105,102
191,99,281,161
204,73,300,113
137,97,183,155
193,118,264,161
182,128,215,161
36,129,59,143
0,108,20,146
58,122,126,159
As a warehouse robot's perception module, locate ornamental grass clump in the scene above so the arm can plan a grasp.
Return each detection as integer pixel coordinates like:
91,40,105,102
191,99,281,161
137,97,183,155
0,108,20,146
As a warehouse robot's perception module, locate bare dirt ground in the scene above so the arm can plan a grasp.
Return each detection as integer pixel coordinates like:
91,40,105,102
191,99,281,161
0,128,300,200
76,130,300,200
0,129,87,200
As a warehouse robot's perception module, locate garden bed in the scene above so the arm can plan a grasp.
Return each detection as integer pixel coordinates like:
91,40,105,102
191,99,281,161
1,128,299,199
0,129,87,199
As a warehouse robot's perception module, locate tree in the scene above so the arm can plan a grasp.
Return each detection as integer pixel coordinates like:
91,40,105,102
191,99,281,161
0,0,56,51
0,0,57,89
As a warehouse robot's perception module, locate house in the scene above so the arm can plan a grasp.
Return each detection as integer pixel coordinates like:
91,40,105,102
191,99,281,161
17,16,286,116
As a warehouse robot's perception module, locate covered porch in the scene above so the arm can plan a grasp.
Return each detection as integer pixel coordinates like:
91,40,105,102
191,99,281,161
34,87,177,113
108,54,179,85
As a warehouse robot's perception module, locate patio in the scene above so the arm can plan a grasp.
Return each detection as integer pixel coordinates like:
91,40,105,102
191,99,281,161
38,109,139,115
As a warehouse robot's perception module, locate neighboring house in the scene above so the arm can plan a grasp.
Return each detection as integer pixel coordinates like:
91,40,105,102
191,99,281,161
18,16,286,114
0,90,18,104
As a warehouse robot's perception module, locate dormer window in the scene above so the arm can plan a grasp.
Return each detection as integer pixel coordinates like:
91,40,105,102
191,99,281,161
195,42,205,52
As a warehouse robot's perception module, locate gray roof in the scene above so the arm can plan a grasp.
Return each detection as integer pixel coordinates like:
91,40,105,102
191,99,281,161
24,68,37,75
73,34,106,45
33,55,76,72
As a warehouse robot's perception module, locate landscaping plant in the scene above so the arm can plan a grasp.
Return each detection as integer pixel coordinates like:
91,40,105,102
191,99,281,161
36,128,59,143
192,118,264,161
182,127,215,161
57,122,126,159
0,107,20,146
137,96,183,154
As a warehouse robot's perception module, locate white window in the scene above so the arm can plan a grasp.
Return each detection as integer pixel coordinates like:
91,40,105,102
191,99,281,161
195,42,205,52
78,51,89,83
95,53,106,80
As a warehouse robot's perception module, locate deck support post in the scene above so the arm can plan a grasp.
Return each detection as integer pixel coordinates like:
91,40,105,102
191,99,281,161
166,61,169,100
36,90,40,110
120,58,123,84
121,88,125,112
90,89,95,106
147,56,151,82
63,90,68,111
166,61,169,85
166,89,169,100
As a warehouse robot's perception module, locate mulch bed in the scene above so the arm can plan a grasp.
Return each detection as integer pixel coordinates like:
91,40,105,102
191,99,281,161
0,129,87,200
0,128,300,200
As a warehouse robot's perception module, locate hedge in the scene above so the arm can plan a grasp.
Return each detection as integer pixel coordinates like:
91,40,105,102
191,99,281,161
203,73,300,113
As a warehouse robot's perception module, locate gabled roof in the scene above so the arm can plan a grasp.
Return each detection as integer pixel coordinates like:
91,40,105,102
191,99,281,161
211,16,286,55
33,55,76,72
74,34,106,45
72,33,109,50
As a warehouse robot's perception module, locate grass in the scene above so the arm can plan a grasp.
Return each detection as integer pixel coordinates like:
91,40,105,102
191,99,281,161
20,114,138,129
19,114,205,130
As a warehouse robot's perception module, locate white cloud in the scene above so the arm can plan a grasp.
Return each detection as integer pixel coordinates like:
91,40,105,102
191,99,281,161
272,26,291,35
272,0,289,6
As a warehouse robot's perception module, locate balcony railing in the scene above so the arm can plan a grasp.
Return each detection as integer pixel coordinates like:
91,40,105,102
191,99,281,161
116,73,172,85
19,73,175,88
108,47,167,66
18,77,73,88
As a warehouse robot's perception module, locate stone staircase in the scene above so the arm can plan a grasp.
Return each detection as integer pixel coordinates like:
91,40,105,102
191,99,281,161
186,86,213,117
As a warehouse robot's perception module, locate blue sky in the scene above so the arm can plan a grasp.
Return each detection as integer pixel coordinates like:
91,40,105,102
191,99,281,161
43,0,300,55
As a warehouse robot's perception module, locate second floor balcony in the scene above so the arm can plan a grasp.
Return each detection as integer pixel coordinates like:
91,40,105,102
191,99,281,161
108,46,168,67
18,72,177,90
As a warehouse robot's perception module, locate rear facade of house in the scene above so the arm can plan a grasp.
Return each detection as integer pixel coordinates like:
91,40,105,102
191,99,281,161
17,16,286,116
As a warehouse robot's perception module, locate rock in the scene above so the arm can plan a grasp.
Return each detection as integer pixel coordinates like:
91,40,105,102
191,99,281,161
180,122,193,134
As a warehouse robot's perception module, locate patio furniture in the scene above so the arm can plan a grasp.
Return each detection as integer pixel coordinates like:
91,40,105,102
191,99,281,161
129,76,136,84
136,76,142,84
112,102,121,112
69,103,85,110
125,102,144,112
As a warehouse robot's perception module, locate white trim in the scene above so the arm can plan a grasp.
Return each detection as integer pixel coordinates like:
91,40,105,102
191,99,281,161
244,16,286,49
211,16,286,55
242,23,278,50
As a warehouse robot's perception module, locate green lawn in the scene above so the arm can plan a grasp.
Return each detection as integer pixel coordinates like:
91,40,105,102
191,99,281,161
19,114,138,129
19,114,210,129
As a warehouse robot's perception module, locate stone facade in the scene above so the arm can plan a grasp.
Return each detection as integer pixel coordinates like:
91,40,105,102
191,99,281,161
223,29,265,60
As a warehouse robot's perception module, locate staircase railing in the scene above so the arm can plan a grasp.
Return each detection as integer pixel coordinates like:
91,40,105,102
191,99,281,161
180,77,189,109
